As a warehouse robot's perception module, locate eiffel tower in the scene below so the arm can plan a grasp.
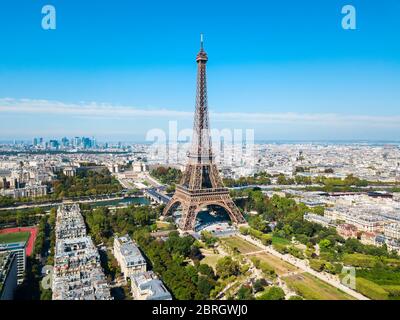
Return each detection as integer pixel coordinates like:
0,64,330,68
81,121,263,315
163,35,246,231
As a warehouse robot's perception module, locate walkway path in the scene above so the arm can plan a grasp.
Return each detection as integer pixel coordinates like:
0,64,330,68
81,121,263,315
237,233,369,300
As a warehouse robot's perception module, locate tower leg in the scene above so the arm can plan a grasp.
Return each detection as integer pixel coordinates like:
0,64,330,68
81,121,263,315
163,197,181,217
180,204,198,231
223,198,246,224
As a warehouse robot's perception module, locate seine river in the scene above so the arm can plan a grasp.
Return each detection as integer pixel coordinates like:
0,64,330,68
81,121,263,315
88,196,150,208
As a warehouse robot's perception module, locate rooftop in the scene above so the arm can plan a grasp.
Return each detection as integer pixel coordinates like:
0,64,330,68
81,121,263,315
0,241,26,251
52,204,112,300
132,271,172,300
115,235,146,267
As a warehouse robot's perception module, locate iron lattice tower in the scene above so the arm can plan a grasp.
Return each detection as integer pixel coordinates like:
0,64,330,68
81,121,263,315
163,35,246,231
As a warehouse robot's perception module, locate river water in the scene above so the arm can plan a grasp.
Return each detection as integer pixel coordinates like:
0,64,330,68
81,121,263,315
87,196,150,208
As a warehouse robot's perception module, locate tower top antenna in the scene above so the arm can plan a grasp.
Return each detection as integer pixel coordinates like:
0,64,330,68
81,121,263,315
196,33,208,61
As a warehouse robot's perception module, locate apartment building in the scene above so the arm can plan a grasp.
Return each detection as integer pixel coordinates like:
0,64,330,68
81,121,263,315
113,235,147,280
337,223,358,239
0,242,26,284
303,213,335,228
384,222,400,240
360,232,378,246
0,184,47,199
52,204,112,300
0,252,18,300
345,214,385,233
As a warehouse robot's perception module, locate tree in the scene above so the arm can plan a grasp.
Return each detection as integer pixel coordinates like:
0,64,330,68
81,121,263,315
135,231,209,300
313,206,325,216
277,174,295,185
198,264,215,279
319,239,332,250
295,175,312,185
201,231,218,248
253,279,267,293
189,246,203,261
150,167,182,185
289,295,303,300
237,285,254,300
0,196,15,208
248,215,268,233
258,286,285,300
197,275,215,299
165,232,195,257
216,257,240,279
40,289,52,300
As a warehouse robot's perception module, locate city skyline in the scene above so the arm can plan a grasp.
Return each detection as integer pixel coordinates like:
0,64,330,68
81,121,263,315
1,0,400,140
2,0,400,304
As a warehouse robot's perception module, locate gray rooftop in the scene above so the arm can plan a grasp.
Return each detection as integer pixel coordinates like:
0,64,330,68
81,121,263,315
115,235,146,267
132,271,172,300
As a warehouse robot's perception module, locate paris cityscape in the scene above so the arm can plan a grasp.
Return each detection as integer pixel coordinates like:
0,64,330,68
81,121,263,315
1,0,400,307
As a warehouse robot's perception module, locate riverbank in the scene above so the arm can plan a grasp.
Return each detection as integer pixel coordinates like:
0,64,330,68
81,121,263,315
0,195,149,211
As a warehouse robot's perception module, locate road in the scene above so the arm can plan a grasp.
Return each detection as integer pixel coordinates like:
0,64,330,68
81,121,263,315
229,184,322,191
142,172,164,188
0,193,133,211
237,233,369,300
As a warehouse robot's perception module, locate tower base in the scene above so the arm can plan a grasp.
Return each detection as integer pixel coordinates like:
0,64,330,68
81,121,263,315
163,185,246,231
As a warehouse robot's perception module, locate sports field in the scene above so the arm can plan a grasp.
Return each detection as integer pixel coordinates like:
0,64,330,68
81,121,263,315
0,231,30,244
0,226,38,256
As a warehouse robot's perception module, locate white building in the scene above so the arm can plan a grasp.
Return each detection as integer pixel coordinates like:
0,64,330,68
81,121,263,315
0,184,47,199
63,167,76,177
303,213,334,228
0,243,25,284
131,271,172,300
345,214,385,233
52,204,112,300
384,222,400,240
132,162,148,173
113,235,146,280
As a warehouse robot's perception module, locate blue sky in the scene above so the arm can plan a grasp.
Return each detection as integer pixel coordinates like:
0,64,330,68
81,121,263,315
0,0,399,141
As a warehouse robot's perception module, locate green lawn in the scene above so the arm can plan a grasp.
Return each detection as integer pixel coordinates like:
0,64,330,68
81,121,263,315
253,252,298,276
272,236,291,246
156,221,175,231
283,272,355,300
222,236,297,275
200,248,223,269
0,232,30,244
355,277,389,300
221,236,261,254
201,255,222,270
221,235,355,300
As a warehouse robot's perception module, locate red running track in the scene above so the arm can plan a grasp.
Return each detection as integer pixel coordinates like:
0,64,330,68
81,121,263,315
0,226,38,256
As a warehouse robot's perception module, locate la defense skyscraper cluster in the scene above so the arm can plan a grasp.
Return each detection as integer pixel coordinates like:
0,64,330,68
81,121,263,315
163,35,246,231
